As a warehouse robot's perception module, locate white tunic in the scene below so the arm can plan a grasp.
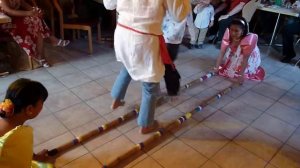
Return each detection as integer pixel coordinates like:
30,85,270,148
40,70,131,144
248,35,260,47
103,0,190,82
194,4,214,29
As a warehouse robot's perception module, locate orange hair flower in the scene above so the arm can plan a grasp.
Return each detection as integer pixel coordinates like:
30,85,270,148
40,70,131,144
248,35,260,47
0,99,14,117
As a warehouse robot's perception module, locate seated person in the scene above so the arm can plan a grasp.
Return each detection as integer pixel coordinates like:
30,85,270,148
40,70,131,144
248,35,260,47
0,78,55,167
0,0,70,68
216,0,249,42
214,17,265,84
281,0,300,64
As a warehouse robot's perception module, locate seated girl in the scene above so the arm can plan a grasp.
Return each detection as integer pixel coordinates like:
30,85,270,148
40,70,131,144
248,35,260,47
214,17,265,84
0,78,55,167
0,0,70,68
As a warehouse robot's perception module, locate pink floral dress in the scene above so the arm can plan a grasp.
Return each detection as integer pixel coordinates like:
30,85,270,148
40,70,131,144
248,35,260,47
1,11,51,59
218,28,265,81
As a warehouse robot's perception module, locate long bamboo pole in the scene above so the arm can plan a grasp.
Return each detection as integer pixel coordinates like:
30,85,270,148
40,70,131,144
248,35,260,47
102,83,236,168
47,72,216,156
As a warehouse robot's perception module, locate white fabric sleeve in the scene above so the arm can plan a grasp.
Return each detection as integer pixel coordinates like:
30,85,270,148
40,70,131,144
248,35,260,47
103,0,117,10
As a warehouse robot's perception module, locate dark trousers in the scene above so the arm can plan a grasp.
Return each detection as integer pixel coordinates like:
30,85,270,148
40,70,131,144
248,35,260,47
282,19,300,60
166,43,180,61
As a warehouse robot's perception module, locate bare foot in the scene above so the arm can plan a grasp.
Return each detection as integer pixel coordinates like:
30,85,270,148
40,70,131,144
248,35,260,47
139,120,159,134
111,99,125,110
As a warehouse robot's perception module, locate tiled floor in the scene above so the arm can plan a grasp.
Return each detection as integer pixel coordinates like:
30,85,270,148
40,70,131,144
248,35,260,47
1,40,300,168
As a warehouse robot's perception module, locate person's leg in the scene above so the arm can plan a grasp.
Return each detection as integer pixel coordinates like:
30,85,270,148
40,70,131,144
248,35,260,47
111,66,132,109
197,27,208,48
166,43,180,61
281,19,300,63
138,82,160,130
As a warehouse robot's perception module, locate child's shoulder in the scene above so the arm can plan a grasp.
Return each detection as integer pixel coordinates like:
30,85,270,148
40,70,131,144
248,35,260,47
1,125,33,140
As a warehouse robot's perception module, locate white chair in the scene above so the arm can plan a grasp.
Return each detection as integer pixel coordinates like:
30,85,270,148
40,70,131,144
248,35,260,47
242,0,261,23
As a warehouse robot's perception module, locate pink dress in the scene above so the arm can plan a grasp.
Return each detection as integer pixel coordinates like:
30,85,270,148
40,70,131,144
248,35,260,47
218,28,265,81
1,11,51,59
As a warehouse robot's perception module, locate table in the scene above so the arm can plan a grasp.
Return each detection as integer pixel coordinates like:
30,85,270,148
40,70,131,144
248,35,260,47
0,13,11,24
257,5,299,45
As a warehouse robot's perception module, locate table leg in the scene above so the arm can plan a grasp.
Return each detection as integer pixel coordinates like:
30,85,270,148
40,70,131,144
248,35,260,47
269,13,281,45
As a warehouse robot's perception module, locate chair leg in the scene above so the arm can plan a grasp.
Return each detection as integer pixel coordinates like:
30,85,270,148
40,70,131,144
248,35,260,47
87,27,93,54
28,56,33,70
97,23,101,43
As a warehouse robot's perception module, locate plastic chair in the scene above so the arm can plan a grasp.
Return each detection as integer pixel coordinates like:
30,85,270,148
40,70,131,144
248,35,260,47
53,0,101,54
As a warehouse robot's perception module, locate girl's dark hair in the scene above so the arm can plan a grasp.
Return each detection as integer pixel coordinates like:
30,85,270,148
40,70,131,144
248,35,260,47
0,78,48,118
230,17,249,37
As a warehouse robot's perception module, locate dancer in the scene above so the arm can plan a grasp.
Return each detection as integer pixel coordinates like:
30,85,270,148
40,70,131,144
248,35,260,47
103,0,190,134
214,17,265,84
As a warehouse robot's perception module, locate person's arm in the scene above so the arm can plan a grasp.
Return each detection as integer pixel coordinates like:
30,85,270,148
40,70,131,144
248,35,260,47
219,2,246,21
165,0,191,22
0,0,34,16
214,2,228,15
214,50,226,71
103,0,117,10
236,53,250,84
20,0,33,10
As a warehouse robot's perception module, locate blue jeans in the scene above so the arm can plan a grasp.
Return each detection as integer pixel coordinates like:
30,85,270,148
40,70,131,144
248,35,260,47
111,67,159,127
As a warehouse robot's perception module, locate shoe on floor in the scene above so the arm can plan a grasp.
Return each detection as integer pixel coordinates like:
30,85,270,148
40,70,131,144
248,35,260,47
139,120,159,134
188,44,196,49
196,44,203,49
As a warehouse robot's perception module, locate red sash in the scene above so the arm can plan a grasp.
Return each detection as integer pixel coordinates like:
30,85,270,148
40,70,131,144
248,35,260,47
117,23,175,69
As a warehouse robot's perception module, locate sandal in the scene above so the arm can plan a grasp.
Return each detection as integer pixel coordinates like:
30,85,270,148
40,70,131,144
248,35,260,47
37,59,50,68
139,120,159,134
55,39,70,47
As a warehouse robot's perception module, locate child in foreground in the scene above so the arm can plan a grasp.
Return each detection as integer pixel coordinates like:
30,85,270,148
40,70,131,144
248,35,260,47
0,78,55,167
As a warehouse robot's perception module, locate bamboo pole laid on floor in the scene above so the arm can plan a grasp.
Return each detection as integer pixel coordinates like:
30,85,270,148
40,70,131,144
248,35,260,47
102,83,237,168
47,72,216,156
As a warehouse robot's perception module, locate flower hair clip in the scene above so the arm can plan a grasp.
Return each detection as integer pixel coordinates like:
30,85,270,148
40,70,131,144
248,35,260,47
0,99,14,117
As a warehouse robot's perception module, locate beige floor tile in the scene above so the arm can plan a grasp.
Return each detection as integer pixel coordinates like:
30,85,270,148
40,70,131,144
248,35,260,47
18,68,56,82
123,154,148,168
212,80,233,91
279,92,300,111
86,93,113,116
171,118,199,137
209,95,234,110
34,132,88,167
82,65,115,80
145,132,175,156
71,81,108,100
62,153,102,168
203,111,247,139
28,115,68,145
46,63,80,78
179,123,229,158
212,142,267,168
175,97,202,114
252,83,286,100
192,105,217,121
234,127,282,161
251,113,296,142
155,102,173,116
40,78,67,94
71,117,122,151
275,67,300,83
57,71,92,89
287,127,300,151
70,57,100,70
0,74,19,94
266,102,300,127
289,84,300,96
238,91,275,111
96,74,118,91
265,164,278,168
156,108,184,126
195,87,219,101
167,92,192,107
201,160,221,168
151,139,207,168
222,99,263,124
264,75,295,91
44,90,81,112
271,145,300,168
128,156,163,168
226,85,249,99
55,103,100,129
91,135,135,166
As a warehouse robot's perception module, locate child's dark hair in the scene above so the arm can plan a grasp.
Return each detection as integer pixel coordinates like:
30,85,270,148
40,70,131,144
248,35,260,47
230,17,249,37
0,78,48,118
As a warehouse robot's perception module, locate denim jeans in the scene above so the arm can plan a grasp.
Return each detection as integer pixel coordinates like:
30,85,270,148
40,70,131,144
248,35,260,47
111,67,159,127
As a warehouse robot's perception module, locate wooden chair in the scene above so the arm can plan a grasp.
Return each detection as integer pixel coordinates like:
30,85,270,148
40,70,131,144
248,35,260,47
53,0,101,54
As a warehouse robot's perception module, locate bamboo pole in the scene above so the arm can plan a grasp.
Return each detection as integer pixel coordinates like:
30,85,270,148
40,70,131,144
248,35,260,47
102,83,236,168
47,72,216,156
